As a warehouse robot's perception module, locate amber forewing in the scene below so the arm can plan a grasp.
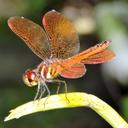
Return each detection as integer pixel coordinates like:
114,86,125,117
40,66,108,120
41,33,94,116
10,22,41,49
43,10,80,59
8,17,50,60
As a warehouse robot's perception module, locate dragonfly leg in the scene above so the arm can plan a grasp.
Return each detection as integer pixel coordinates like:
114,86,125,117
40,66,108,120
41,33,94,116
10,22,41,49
38,85,46,101
60,80,70,103
48,79,70,103
43,81,50,97
41,81,51,108
33,80,47,104
56,81,61,94
34,81,41,101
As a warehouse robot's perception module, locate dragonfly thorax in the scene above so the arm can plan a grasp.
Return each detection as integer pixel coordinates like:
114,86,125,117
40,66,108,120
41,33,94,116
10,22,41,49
39,62,58,80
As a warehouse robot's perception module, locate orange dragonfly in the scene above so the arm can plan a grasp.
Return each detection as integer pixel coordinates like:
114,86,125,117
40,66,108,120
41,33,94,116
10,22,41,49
8,10,115,100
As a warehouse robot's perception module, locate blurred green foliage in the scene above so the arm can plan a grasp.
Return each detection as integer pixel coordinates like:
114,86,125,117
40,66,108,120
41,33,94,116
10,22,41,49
121,96,128,120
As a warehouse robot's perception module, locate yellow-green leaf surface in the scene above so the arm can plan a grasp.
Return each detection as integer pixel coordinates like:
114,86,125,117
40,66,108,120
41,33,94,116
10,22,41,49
4,92,128,128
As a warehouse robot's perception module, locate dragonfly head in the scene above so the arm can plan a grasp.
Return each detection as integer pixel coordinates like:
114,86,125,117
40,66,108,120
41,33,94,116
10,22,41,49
22,69,38,87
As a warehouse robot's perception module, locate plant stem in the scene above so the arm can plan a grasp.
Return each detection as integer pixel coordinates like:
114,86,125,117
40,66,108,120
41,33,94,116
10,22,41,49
4,92,128,128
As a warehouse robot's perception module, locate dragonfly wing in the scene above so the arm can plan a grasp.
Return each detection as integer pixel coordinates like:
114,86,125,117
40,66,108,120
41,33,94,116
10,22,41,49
81,49,115,64
60,63,86,79
42,10,80,59
8,17,50,60
57,41,115,71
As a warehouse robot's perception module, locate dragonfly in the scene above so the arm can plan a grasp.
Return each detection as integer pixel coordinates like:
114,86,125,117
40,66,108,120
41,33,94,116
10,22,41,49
8,10,115,100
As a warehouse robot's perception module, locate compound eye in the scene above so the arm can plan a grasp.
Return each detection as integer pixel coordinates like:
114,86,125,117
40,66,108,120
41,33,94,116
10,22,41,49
22,69,38,87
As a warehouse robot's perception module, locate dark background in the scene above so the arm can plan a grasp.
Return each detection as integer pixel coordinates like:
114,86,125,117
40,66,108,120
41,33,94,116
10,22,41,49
0,0,128,128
